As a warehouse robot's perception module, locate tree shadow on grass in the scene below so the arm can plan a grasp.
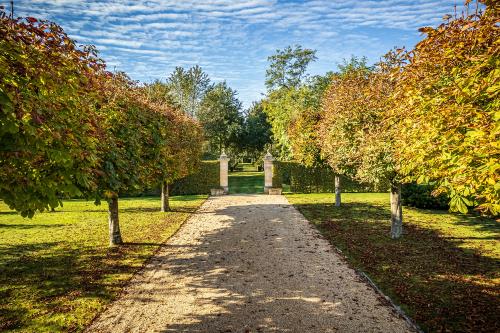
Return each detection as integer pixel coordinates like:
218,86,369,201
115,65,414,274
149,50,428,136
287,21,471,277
0,211,19,215
292,201,500,332
0,240,152,332
0,223,66,229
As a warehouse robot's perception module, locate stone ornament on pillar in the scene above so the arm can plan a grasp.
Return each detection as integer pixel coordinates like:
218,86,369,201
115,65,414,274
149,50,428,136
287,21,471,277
219,150,229,194
263,151,274,194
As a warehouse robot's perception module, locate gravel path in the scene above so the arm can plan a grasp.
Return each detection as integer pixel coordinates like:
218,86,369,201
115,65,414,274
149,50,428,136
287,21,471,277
87,194,413,333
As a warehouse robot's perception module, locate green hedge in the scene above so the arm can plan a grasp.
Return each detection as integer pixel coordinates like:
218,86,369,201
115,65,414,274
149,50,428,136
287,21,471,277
401,183,449,210
272,161,375,193
170,160,220,195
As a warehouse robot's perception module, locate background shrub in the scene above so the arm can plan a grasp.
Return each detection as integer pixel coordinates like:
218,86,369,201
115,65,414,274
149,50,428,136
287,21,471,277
273,161,375,193
401,183,449,210
170,160,220,195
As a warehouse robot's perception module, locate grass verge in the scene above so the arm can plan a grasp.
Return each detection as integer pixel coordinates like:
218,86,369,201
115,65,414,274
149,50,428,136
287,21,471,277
286,193,499,333
229,171,264,194
0,195,206,332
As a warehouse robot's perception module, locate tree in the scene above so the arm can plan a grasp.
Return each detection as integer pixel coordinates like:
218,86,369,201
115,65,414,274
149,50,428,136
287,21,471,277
159,112,202,212
0,14,103,217
167,65,210,117
319,57,404,238
392,1,499,216
263,45,319,160
287,73,333,167
144,81,204,212
265,45,317,91
198,82,244,154
93,73,173,245
145,79,179,107
241,101,272,160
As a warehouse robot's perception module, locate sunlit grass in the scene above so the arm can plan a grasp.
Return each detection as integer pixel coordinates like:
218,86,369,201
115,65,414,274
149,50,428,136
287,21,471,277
0,195,206,332
229,163,264,194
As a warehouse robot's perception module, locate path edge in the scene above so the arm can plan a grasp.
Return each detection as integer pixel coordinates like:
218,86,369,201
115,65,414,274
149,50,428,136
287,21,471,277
84,195,211,332
282,194,423,333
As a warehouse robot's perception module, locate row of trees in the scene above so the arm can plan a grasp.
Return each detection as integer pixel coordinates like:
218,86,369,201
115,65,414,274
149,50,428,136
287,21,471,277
146,67,272,162
0,14,203,245
262,1,499,238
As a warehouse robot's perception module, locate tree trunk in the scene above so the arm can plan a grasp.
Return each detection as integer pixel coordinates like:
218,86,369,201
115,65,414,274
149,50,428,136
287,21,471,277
161,181,170,212
390,183,403,239
108,197,123,246
335,175,341,207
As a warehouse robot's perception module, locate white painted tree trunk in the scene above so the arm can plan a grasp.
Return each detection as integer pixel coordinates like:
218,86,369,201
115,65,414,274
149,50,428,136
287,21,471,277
161,181,170,212
335,175,341,207
108,197,123,246
390,183,403,239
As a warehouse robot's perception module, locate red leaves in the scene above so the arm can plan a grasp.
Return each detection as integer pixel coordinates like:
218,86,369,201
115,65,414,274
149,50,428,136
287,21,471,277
26,17,37,23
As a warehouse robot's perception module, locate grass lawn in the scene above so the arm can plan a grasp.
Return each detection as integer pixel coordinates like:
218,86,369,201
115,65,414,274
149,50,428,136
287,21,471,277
229,163,264,194
286,193,499,333
0,195,206,332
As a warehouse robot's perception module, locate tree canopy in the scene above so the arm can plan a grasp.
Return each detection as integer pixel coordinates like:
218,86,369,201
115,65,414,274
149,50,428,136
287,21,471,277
198,82,244,154
391,2,499,215
265,45,317,91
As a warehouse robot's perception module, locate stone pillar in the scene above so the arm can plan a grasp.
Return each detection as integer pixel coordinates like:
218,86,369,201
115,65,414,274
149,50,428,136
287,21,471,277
219,150,229,193
264,151,274,194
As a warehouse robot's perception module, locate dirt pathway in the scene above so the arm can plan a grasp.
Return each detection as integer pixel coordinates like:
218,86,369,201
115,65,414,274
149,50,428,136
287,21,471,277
87,194,413,333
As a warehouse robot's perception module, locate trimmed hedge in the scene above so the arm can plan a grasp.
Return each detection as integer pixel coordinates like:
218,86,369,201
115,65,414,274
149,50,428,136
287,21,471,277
170,160,220,195
272,161,375,193
401,183,449,210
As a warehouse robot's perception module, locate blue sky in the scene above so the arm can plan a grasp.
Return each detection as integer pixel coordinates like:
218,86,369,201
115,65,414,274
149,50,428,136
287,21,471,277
6,0,457,108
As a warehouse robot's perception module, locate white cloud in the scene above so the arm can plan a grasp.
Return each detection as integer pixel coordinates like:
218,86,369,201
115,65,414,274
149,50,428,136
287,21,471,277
4,0,457,107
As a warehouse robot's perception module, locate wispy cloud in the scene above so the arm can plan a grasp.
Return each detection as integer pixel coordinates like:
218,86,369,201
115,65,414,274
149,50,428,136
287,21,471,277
5,0,457,107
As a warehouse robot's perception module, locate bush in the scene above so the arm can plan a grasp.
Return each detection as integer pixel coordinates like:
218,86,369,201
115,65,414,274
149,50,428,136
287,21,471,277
273,161,375,193
401,183,449,210
170,161,220,195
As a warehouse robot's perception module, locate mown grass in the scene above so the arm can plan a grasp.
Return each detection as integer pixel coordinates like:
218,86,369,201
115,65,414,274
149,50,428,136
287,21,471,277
0,195,206,332
229,163,264,194
286,193,500,333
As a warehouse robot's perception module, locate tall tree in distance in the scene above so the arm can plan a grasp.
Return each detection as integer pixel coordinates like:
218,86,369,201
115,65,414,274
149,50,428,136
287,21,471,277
265,44,317,91
167,65,210,117
198,82,244,154
263,44,318,160
242,101,272,160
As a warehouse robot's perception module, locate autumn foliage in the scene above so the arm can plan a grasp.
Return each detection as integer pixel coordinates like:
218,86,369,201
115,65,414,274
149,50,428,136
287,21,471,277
391,0,499,215
0,14,203,240
0,14,104,216
317,1,499,217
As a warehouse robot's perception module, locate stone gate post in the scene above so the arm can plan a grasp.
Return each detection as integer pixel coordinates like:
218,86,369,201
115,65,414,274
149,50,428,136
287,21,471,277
219,150,229,193
264,151,274,194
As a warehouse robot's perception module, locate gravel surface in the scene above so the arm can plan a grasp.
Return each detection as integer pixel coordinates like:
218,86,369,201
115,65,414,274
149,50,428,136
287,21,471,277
87,194,413,333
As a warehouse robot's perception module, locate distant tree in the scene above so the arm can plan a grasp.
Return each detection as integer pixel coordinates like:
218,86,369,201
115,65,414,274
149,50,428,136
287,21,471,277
337,56,371,76
288,73,333,166
242,101,272,159
265,45,317,91
145,79,178,107
198,82,244,154
167,65,210,117
159,112,202,212
143,83,203,212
